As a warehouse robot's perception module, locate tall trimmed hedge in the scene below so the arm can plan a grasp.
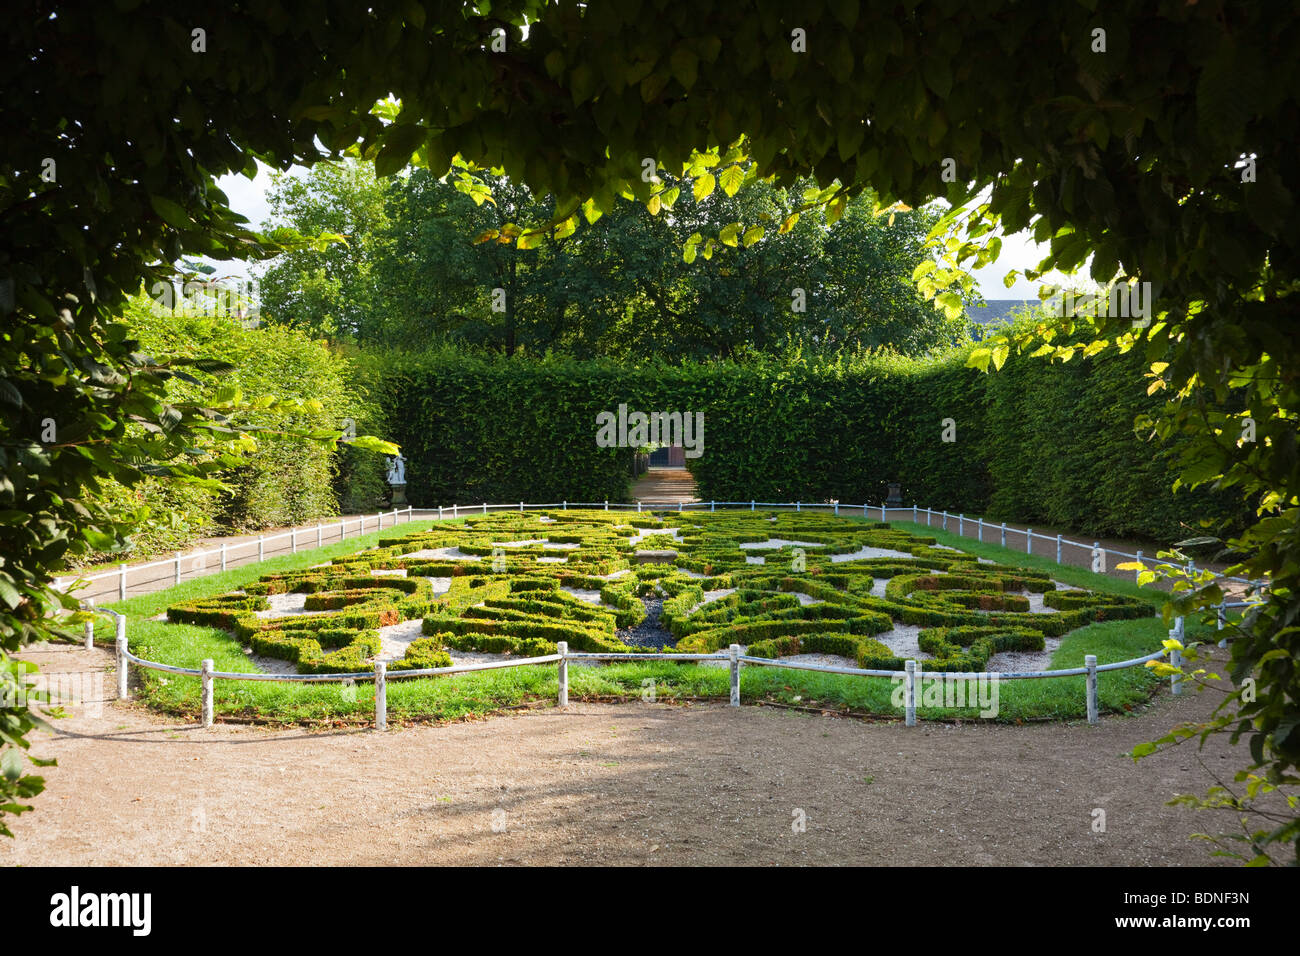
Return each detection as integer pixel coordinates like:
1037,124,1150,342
373,345,1245,543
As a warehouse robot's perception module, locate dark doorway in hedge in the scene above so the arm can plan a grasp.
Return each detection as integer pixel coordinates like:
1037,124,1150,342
648,445,686,467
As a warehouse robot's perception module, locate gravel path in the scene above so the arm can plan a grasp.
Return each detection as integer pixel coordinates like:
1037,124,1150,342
3,642,1269,866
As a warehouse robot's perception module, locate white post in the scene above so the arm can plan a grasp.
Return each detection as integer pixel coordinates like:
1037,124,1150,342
482,503,487,515
913,504,918,522
958,513,964,536
1217,603,1226,631
259,535,265,560
751,500,756,511
605,499,609,510
880,502,886,521
291,529,297,553
557,641,568,707
119,562,127,601
520,501,524,512
174,551,182,584
317,521,322,548
115,618,129,700
711,500,716,512
1135,549,1143,583
904,660,917,727
678,501,682,512
438,506,443,521
729,644,741,707
833,501,839,517
1085,654,1098,724
83,598,94,649
562,501,565,511
1026,528,1032,554
407,505,413,523
638,501,642,513
220,541,227,571
374,661,387,730
926,507,931,526
1001,522,1007,546
796,501,801,512
1170,645,1184,696
977,517,983,542
201,658,214,728
1056,535,1062,563
942,510,948,531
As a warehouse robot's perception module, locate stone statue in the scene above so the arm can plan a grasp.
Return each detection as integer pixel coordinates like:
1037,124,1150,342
386,454,406,486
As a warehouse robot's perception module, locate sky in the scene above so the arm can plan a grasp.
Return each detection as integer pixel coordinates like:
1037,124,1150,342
203,162,1069,302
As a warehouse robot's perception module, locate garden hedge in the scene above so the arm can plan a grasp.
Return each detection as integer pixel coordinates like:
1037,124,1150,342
374,339,1244,544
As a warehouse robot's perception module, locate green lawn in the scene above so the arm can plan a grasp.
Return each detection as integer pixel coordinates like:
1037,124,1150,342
81,512,1212,727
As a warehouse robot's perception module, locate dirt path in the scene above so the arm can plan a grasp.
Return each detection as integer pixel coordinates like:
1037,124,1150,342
2,644,1260,866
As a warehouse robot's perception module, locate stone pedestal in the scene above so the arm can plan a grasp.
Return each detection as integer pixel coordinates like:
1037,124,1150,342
390,484,407,506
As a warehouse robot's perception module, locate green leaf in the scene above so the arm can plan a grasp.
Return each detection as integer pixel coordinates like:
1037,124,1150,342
719,165,744,197
693,173,716,202
149,196,193,230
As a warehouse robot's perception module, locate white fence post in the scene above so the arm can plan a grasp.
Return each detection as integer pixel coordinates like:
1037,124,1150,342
259,535,265,560
519,501,524,512
119,562,127,601
1000,522,1006,547
317,521,323,548
482,503,487,515
220,541,227,571
729,644,741,707
942,510,948,531
557,641,568,707
913,504,918,522
1170,644,1184,696
1026,528,1032,554
374,661,387,730
1056,535,1062,564
958,513,964,536
751,500,756,511
880,502,885,521
562,501,566,511
174,551,182,585
977,517,983,542
407,505,413,523
83,598,94,649
1085,654,1098,724
904,660,917,727
201,658,214,728
1135,549,1143,583
115,618,129,700
605,499,609,511
438,506,443,521
291,529,297,553
796,501,801,512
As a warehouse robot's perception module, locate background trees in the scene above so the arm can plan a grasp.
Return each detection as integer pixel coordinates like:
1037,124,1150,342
257,161,969,358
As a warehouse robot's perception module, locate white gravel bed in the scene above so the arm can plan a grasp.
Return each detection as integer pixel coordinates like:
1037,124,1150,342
404,547,481,561
254,593,343,619
560,587,604,604
738,538,826,549
831,546,917,562
377,617,424,661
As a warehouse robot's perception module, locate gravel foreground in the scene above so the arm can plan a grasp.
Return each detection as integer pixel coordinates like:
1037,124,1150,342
1,644,1259,866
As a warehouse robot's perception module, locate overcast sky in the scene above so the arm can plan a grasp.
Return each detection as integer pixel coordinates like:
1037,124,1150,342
203,163,1070,302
